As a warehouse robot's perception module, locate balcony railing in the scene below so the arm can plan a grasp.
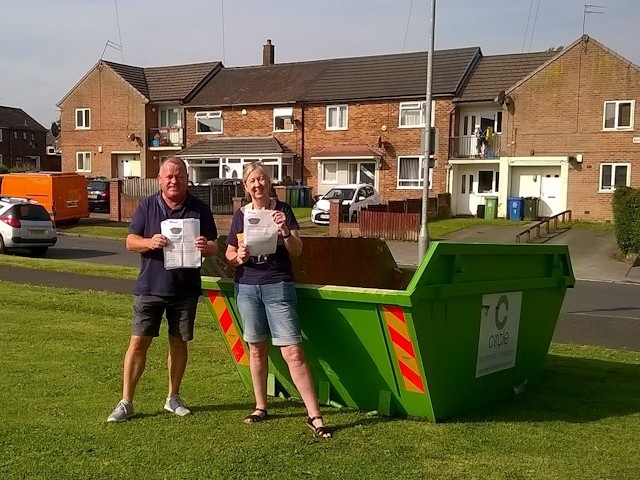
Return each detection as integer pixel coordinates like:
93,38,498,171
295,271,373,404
149,127,183,149
449,134,502,159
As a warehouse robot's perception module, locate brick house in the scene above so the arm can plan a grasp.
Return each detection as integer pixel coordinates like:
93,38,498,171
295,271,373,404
180,40,480,205
448,35,640,221
0,106,47,171
500,35,640,222
179,40,330,184
57,60,220,179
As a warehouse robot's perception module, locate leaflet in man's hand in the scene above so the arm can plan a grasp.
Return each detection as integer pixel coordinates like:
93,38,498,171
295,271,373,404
161,218,201,269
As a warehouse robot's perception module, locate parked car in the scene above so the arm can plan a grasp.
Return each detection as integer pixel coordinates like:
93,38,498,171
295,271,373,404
198,177,244,187
86,179,110,212
311,184,382,225
0,196,57,256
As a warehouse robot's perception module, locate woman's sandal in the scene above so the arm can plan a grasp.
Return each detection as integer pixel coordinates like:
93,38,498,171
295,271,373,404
307,415,333,439
244,407,268,424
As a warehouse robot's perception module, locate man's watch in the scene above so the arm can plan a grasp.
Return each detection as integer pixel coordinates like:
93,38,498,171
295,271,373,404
282,231,292,239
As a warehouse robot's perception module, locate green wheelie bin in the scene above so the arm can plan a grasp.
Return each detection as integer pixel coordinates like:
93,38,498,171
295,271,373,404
202,237,574,422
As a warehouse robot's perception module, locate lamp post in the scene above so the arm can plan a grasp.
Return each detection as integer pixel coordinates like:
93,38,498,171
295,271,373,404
418,0,436,260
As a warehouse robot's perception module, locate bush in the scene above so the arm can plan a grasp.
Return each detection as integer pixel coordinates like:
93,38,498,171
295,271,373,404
0,164,9,174
612,186,640,255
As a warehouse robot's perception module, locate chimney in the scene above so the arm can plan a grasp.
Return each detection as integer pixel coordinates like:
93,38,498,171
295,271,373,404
262,39,275,66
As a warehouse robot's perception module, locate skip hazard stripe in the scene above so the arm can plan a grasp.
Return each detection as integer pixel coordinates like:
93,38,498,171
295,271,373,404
382,305,425,394
206,290,249,366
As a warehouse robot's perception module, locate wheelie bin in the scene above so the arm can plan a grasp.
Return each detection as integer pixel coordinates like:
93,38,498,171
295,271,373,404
202,237,574,422
484,196,498,220
523,197,540,220
508,197,524,221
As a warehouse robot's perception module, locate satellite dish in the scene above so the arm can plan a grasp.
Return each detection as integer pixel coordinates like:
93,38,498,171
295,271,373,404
128,133,136,141
377,136,384,148
496,90,506,105
504,95,513,106
50,122,59,137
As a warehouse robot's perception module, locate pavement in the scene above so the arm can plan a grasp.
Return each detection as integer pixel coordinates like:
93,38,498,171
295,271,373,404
386,223,640,285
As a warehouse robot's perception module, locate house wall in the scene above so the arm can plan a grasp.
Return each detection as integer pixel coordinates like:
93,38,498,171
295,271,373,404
0,128,47,170
503,38,640,221
302,99,451,201
58,64,148,179
184,105,303,181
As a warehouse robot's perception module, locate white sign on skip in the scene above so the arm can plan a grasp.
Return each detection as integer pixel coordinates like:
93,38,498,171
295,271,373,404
475,291,522,378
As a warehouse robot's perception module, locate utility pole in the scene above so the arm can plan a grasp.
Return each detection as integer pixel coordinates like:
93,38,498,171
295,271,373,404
418,0,436,260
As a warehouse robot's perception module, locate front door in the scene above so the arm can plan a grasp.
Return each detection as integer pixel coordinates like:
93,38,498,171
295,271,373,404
540,173,561,216
457,172,479,216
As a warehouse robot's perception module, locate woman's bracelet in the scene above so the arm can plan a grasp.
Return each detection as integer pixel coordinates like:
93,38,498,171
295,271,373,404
282,231,292,239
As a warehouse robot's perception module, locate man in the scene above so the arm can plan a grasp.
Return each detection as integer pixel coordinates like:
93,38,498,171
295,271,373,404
107,157,218,422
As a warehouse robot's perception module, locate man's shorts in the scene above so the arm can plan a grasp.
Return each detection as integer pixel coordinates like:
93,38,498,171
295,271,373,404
235,281,302,346
132,295,199,341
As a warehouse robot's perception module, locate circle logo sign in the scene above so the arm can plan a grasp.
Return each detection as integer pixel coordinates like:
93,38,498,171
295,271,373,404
494,295,509,330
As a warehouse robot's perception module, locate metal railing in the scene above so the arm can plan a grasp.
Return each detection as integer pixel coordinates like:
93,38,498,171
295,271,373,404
515,210,572,243
449,134,502,159
149,127,183,148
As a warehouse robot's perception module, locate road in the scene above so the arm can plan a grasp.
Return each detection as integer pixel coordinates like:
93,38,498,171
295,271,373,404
7,235,640,352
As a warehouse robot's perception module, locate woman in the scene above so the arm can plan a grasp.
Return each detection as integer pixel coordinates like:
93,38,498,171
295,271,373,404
225,163,332,439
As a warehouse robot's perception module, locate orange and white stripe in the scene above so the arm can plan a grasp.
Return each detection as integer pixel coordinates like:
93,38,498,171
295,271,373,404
382,305,426,394
206,290,249,366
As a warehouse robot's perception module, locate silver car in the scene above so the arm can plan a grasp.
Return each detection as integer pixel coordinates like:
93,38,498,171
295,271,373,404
0,196,57,256
311,184,382,225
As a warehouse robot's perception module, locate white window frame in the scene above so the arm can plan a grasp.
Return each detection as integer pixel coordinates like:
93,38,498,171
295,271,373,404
602,100,634,131
0,129,3,142
160,108,180,128
76,151,91,172
46,146,56,155
75,108,91,130
326,105,348,131
347,161,376,185
397,155,433,190
273,107,294,132
399,100,436,128
599,163,630,192
195,111,223,135
321,161,338,184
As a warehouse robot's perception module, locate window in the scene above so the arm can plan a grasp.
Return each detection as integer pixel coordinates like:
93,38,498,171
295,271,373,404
14,131,18,139
76,151,91,172
75,108,91,129
400,101,436,128
600,163,630,191
478,170,496,193
603,101,634,130
322,162,338,183
22,132,27,140
326,105,348,130
348,162,375,185
160,108,180,127
399,101,426,127
0,130,2,142
397,156,425,188
46,146,56,155
195,111,222,134
273,107,294,132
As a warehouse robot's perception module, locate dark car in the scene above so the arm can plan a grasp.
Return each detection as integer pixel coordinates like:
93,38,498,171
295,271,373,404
198,177,243,187
86,179,110,212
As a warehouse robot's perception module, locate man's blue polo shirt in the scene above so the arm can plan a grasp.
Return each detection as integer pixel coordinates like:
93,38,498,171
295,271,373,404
129,192,217,297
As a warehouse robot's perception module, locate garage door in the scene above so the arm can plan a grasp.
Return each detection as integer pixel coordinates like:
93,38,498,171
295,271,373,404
511,167,563,217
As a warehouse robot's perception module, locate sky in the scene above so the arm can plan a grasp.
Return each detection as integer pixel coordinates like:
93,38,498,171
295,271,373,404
1,0,638,128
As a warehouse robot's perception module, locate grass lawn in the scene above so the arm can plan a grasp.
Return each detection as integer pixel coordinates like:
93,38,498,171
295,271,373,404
56,211,529,241
1,281,639,479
